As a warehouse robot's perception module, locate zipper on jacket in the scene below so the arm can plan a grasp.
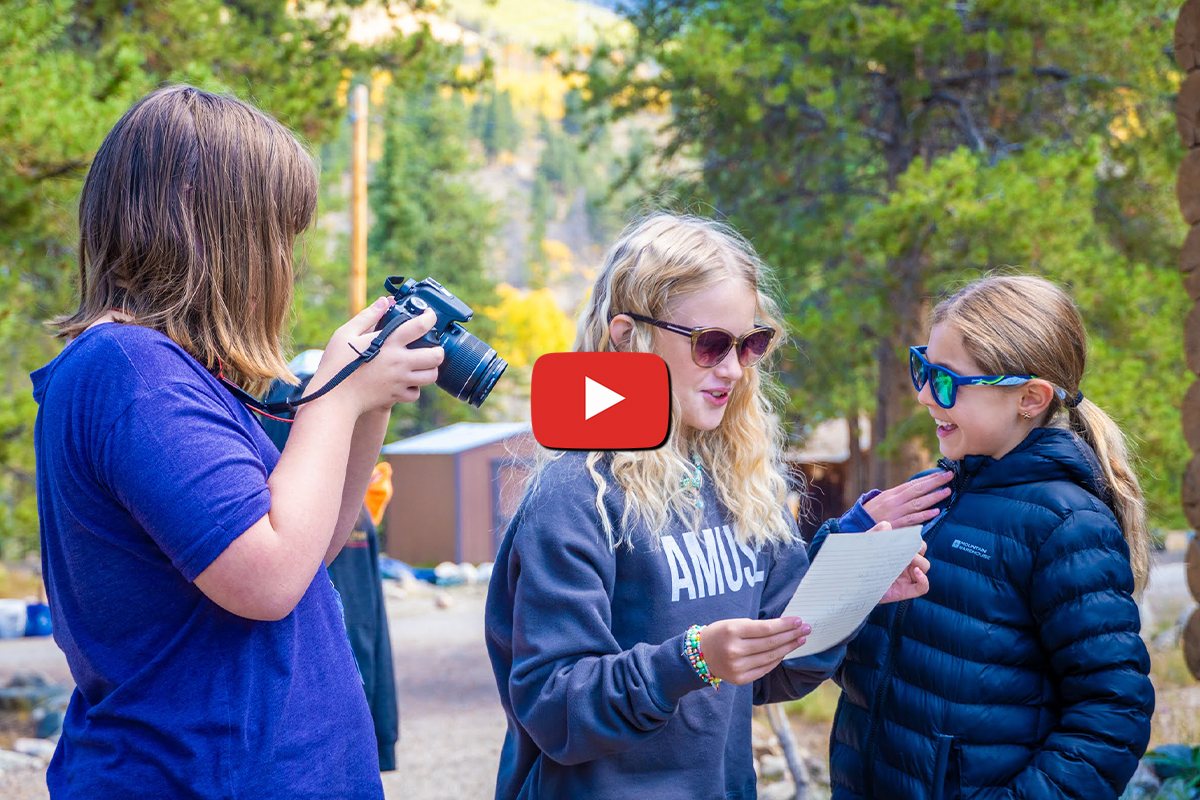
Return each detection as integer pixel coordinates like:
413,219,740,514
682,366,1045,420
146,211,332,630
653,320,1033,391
861,459,964,799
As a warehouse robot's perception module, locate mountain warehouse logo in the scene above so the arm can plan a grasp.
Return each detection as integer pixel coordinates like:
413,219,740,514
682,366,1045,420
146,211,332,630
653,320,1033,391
951,539,991,560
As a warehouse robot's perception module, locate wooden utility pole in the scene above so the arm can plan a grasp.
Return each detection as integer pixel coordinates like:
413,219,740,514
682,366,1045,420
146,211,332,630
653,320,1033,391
350,84,369,316
1174,0,1200,681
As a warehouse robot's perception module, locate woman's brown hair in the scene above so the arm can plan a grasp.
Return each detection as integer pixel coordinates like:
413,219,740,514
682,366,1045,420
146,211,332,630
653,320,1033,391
932,275,1150,594
55,84,319,394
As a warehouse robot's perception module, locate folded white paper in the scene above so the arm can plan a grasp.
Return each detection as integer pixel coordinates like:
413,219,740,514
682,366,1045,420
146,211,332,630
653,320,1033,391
782,526,925,657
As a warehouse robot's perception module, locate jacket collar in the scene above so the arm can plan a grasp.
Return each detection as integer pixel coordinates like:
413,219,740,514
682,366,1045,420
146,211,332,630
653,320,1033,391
939,427,1111,506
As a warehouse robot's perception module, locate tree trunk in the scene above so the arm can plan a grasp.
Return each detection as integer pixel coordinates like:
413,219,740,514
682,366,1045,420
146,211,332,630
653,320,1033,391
847,411,867,498
765,704,810,800
872,333,931,489
871,277,931,490
869,75,930,490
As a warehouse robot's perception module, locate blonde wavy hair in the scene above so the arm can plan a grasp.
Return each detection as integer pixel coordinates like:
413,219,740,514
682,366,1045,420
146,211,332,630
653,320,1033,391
932,275,1150,593
539,212,797,550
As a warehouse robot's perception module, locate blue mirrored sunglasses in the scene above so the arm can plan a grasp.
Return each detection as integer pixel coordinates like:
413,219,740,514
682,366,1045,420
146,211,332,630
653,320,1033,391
908,346,1037,409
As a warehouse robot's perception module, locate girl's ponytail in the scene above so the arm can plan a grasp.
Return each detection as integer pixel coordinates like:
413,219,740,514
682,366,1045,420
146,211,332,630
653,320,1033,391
1067,399,1150,594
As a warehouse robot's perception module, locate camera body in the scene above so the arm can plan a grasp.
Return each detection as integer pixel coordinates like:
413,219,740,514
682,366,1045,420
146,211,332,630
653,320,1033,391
377,276,507,408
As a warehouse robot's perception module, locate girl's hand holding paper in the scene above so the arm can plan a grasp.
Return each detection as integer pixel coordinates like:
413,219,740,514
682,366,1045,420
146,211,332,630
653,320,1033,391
871,521,931,604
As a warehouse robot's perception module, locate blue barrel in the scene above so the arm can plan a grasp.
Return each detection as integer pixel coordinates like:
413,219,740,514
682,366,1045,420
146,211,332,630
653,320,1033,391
24,603,52,637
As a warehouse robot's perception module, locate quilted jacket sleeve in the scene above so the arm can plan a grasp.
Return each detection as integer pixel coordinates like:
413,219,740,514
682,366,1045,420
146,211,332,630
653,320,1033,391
982,509,1154,800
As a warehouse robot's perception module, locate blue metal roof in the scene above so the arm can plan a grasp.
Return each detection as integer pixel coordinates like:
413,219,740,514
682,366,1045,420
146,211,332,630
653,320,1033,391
381,422,532,455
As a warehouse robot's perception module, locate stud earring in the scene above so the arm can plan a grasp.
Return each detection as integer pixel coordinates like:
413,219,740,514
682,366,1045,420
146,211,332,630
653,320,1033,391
1021,412,1031,420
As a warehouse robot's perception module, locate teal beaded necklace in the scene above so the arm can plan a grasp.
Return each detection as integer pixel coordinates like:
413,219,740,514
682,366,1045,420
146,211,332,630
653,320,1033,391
680,455,705,509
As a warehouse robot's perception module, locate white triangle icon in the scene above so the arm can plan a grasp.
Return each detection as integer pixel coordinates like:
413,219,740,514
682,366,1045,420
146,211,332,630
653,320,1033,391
585,377,625,420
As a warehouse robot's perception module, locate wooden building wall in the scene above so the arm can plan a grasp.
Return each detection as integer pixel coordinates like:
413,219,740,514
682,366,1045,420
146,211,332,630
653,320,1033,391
1174,0,1200,680
382,453,455,565
381,433,537,566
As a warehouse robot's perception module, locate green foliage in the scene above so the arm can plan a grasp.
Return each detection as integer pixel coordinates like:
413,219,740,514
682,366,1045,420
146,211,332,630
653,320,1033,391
536,113,583,192
782,681,841,725
582,125,655,244
562,87,586,135
0,0,456,555
368,80,499,438
1144,745,1200,792
528,170,552,287
589,0,1188,519
472,85,522,160
527,111,590,285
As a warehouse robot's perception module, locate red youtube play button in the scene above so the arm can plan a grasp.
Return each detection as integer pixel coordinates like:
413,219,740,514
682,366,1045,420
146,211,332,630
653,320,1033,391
531,352,670,450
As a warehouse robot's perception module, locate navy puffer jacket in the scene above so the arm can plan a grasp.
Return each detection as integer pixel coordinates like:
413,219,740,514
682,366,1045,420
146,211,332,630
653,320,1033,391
822,427,1153,800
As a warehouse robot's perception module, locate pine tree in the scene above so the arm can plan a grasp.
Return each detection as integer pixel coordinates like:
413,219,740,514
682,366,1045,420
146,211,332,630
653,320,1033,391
369,83,499,436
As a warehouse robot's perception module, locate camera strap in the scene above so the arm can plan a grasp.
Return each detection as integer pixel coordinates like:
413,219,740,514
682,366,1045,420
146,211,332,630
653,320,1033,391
218,312,412,422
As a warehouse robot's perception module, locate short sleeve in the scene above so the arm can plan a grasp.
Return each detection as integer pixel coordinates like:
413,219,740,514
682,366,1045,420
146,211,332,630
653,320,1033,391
100,382,272,581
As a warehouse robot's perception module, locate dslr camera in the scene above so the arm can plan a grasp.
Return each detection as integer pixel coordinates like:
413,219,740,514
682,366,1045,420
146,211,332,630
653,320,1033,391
377,276,507,408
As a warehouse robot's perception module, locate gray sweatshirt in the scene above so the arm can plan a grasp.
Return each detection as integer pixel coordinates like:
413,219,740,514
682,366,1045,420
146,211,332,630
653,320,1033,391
484,452,847,800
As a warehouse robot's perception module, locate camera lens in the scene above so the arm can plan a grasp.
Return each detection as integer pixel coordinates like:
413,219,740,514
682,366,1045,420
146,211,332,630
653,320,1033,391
437,324,509,408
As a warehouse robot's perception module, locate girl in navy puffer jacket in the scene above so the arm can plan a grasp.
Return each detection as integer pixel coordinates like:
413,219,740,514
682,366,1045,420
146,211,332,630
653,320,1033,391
824,275,1154,800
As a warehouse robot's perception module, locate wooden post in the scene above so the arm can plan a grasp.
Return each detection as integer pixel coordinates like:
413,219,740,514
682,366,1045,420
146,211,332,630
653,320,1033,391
1187,536,1200,601
350,84,369,316
1176,0,1200,681
1185,607,1200,681
1184,538,1200,682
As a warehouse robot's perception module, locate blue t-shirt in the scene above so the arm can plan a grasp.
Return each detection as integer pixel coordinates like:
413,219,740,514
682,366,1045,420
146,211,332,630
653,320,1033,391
31,323,382,800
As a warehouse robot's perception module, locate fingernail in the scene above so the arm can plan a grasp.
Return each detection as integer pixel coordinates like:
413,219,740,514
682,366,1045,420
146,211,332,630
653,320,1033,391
801,625,812,635
785,617,802,626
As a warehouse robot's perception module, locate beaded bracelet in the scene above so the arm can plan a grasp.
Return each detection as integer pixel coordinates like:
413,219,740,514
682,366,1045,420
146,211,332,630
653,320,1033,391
683,624,721,690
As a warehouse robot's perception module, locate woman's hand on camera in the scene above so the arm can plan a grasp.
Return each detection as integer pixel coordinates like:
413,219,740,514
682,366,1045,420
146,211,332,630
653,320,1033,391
698,617,811,685
862,470,953,528
313,296,445,415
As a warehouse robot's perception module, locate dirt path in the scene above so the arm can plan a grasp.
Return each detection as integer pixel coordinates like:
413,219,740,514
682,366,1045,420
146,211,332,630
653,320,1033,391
382,585,507,799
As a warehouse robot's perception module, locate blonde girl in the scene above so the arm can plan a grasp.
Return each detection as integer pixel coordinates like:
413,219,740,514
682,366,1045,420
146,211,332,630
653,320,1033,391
485,212,928,800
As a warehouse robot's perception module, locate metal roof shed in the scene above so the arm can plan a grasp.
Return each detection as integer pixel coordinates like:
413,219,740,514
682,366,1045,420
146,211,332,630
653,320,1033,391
380,422,536,565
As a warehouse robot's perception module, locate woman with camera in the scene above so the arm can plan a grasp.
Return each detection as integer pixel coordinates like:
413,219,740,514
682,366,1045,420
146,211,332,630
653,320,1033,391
31,85,442,799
